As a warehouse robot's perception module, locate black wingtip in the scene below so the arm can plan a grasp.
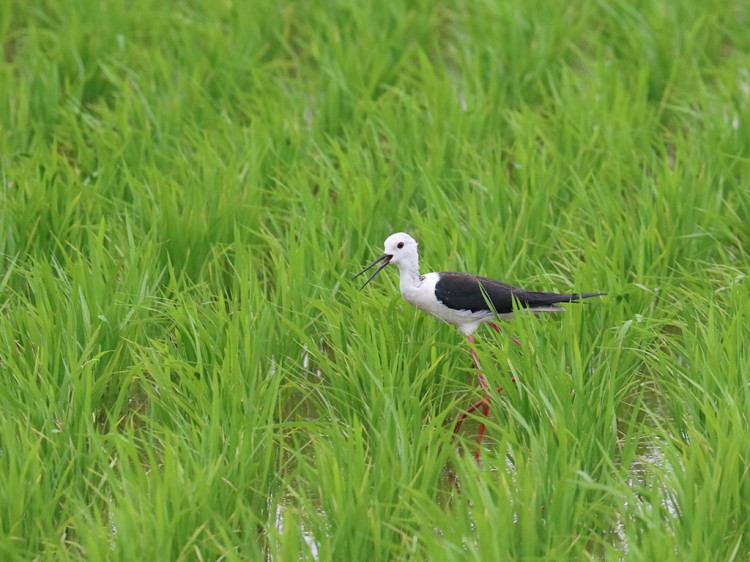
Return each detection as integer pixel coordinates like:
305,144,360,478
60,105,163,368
570,292,607,302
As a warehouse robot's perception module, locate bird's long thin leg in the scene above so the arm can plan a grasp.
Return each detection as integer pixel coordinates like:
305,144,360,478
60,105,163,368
452,386,503,436
489,322,521,347
459,327,521,459
467,334,490,391
464,334,495,459
474,401,491,460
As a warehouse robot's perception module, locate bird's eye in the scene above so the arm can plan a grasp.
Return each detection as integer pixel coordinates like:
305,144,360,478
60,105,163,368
397,242,404,249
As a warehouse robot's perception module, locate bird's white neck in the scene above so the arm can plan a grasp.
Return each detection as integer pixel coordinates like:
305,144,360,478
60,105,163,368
394,255,422,291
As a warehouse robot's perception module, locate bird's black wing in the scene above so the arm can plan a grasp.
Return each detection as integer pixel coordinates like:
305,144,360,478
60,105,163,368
434,272,603,314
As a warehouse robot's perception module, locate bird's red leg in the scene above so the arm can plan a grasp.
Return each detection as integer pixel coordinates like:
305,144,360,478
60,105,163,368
489,322,521,346
461,334,497,459
453,386,503,434
452,386,504,455
454,323,526,457
467,335,481,370
474,401,491,460
453,396,491,436
457,328,520,459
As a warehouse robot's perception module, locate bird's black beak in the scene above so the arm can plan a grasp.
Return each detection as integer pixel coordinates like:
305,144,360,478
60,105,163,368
352,253,393,290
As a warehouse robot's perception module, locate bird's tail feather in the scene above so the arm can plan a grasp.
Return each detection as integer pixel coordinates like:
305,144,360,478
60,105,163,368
565,292,606,302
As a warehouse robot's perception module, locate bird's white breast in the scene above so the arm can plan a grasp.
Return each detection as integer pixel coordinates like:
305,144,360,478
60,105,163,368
400,272,495,329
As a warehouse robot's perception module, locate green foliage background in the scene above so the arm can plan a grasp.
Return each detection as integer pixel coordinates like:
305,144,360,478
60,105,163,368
1,0,748,560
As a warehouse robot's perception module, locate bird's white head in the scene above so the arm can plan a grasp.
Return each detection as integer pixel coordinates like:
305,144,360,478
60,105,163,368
383,232,418,266
353,232,420,290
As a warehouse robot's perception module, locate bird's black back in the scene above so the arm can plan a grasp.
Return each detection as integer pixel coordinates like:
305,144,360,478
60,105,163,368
434,272,604,314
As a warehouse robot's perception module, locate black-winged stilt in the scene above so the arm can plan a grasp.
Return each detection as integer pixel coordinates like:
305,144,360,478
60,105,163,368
354,232,604,460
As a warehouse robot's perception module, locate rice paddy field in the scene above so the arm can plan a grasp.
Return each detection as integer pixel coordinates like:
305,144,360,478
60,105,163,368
1,0,749,560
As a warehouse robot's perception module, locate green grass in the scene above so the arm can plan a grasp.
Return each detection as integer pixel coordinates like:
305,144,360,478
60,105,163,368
1,0,749,559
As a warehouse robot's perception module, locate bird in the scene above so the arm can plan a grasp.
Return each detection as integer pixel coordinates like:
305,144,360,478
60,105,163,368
353,232,604,460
